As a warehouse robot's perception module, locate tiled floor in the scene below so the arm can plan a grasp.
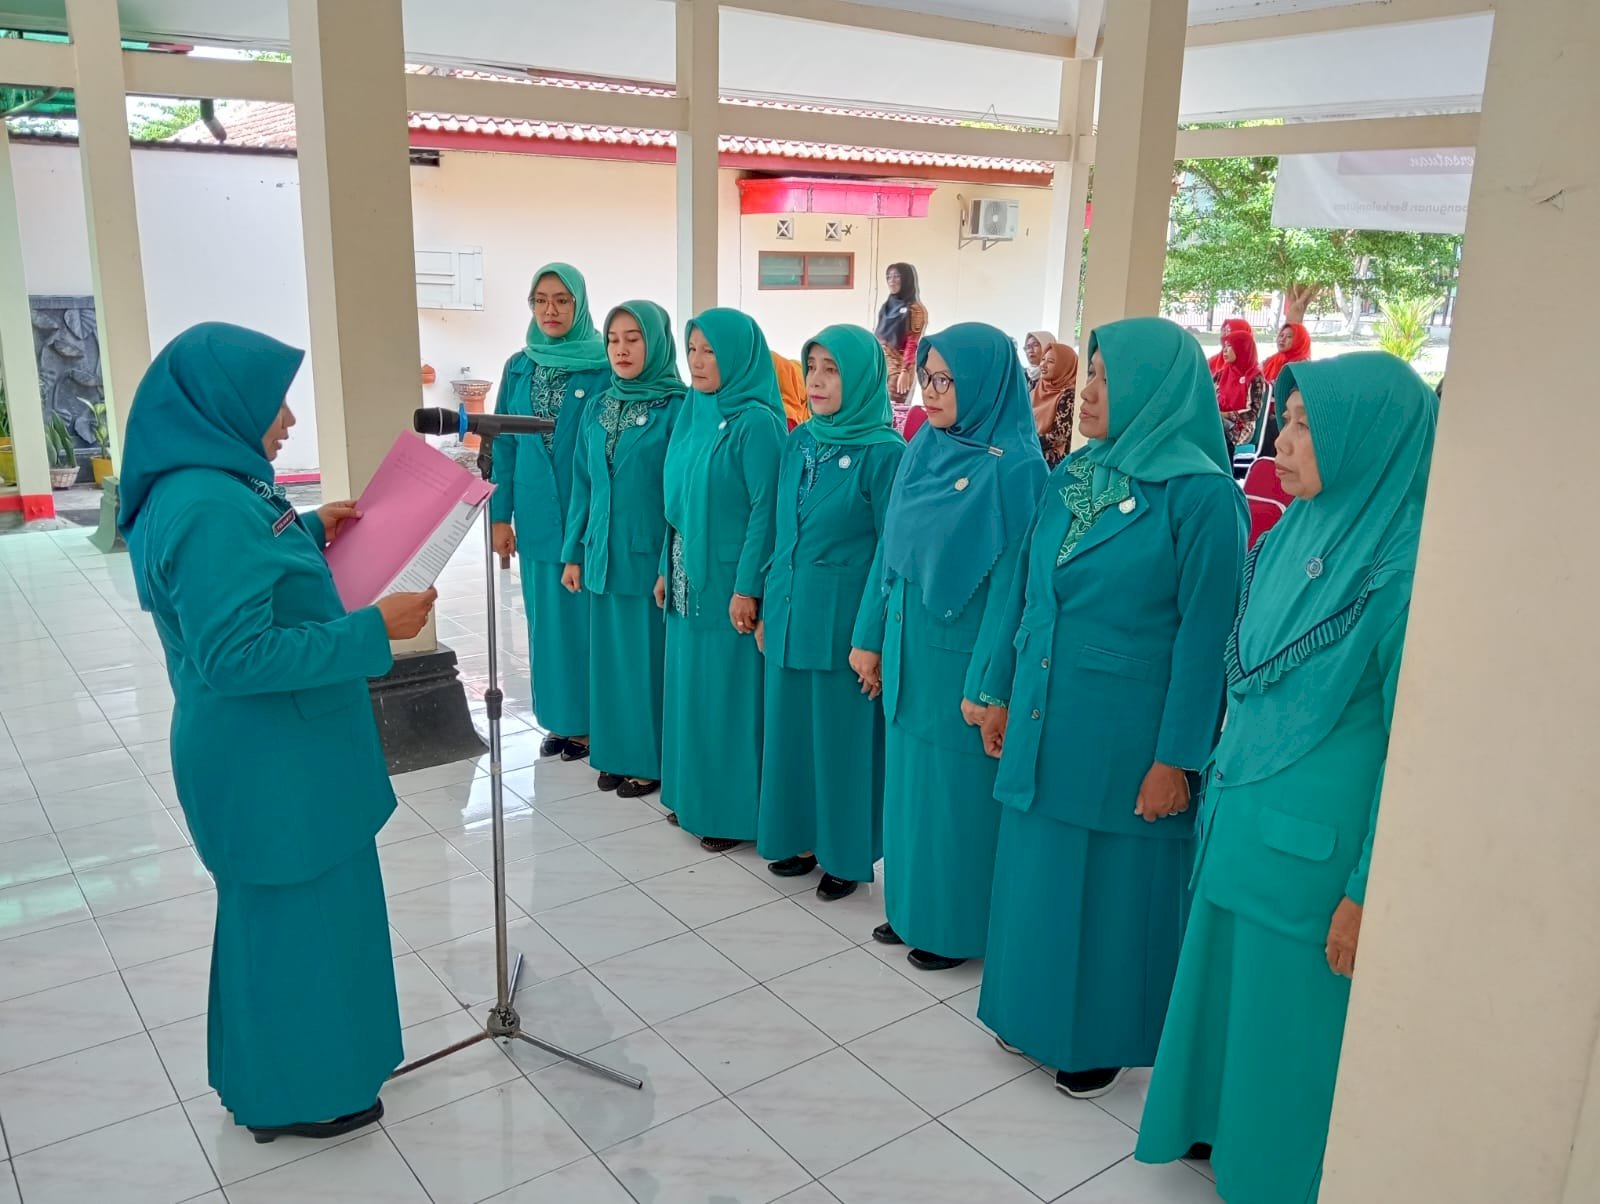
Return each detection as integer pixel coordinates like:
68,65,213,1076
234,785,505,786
0,528,1220,1204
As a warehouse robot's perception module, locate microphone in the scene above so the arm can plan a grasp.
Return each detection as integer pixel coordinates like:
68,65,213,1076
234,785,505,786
413,407,556,440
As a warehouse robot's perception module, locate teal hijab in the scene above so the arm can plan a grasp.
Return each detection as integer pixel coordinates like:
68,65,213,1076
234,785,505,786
118,322,306,606
1083,317,1233,485
523,262,609,373
604,300,686,407
1234,351,1438,683
802,324,901,448
880,323,1048,618
663,308,784,590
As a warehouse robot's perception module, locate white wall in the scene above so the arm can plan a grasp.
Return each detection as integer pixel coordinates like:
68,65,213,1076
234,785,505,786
10,140,1051,473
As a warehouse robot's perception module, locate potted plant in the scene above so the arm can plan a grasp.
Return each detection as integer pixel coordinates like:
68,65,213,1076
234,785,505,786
89,401,113,488
0,378,14,486
46,413,78,490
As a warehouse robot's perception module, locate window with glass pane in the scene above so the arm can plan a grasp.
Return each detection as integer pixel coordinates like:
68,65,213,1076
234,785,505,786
758,253,806,289
758,251,855,290
806,254,853,289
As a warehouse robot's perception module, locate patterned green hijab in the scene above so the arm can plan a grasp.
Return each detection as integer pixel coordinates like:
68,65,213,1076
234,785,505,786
523,262,608,373
802,324,901,448
604,300,686,406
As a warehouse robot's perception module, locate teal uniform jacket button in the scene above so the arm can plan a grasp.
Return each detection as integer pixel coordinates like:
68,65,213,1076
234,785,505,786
1031,709,1041,720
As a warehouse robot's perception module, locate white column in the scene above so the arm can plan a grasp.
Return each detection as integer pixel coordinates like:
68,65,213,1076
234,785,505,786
65,0,152,467
1040,58,1098,343
676,0,720,326
0,123,53,518
1077,0,1188,341
1322,2,1600,1201
289,0,432,654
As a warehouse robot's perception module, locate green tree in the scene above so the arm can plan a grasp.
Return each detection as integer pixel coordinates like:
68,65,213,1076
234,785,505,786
1165,154,1460,324
130,99,200,142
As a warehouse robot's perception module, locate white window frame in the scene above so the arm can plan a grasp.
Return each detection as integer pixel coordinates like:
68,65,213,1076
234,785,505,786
416,247,485,311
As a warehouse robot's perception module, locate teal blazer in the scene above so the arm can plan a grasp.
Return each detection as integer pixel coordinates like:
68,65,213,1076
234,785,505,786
134,468,396,885
662,410,786,628
854,537,1026,756
764,436,904,672
981,467,1246,838
562,395,684,597
488,352,611,564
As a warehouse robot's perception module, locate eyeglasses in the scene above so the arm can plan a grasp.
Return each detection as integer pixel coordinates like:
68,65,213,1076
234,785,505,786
917,370,955,397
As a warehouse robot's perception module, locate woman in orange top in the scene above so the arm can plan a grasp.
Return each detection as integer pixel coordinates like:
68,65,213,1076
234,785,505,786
772,352,810,430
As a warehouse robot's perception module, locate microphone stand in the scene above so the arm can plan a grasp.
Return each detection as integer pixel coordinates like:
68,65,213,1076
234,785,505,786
390,431,643,1092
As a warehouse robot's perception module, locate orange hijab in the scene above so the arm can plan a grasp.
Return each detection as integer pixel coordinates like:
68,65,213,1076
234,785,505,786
1262,322,1312,382
1030,338,1078,436
771,353,809,428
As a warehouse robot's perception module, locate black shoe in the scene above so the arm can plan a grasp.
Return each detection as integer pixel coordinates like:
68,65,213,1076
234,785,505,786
769,854,818,878
249,1100,383,1144
597,773,623,792
872,922,904,946
907,948,966,972
817,874,857,901
700,836,742,853
1054,1068,1126,1099
540,735,567,757
616,778,660,798
1186,1143,1213,1162
560,741,590,763
666,811,680,827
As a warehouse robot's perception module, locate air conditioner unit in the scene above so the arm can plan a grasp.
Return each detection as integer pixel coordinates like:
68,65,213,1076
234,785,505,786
967,198,1019,242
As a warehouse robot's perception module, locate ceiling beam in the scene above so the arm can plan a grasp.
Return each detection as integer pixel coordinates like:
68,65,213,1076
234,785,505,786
0,36,73,89
1174,111,1479,158
123,53,291,102
1074,0,1107,59
719,0,1076,58
719,101,1070,162
1186,0,1493,48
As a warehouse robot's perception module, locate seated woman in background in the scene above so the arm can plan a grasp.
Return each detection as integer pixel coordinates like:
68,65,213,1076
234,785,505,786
977,317,1246,1099
1136,353,1438,1202
658,308,786,851
1215,326,1268,455
854,323,1047,971
1263,321,1313,386
757,324,905,900
1207,317,1252,376
1030,336,1078,467
1023,331,1050,386
563,300,687,798
118,323,437,1145
772,352,810,430
490,263,612,762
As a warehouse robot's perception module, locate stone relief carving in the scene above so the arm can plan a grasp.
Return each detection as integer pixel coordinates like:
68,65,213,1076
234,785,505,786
30,294,104,480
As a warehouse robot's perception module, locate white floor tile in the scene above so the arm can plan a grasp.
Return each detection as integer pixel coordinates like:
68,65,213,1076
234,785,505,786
496,969,646,1066
533,791,664,842
386,1079,588,1204
767,948,937,1045
601,1098,810,1204
481,1155,634,1203
501,842,626,915
943,1070,1138,1200
95,889,217,969
122,946,213,1029
1057,1157,1221,1202
77,845,212,916
55,807,187,870
375,801,436,848
732,1049,927,1178
377,832,479,897
181,1092,369,1186
223,1130,431,1204
37,776,165,832
657,986,836,1094
0,971,144,1075
0,697,105,737
414,916,581,1007
637,855,786,928
149,1014,212,1101
862,938,987,1001
402,776,527,832
790,875,889,943
0,1032,177,1154
698,899,855,983
0,769,35,806
436,808,573,869
1092,1067,1153,1133
0,799,50,844
380,1013,522,1126
18,719,123,766
499,760,610,811
530,1028,718,1151
534,884,688,965
12,1103,218,1204
393,953,467,1029
847,1004,1033,1117
0,1162,17,1204
108,708,174,748
0,918,115,1001
0,832,68,888
821,1123,1037,1204
590,932,756,1025
94,686,176,722
585,819,719,882
23,746,142,797
385,873,524,950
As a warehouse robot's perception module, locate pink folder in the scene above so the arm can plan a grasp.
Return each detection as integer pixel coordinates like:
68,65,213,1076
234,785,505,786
324,432,496,611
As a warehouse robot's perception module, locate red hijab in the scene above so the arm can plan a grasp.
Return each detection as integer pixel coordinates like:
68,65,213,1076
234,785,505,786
1262,322,1312,382
1207,318,1252,375
1214,329,1262,414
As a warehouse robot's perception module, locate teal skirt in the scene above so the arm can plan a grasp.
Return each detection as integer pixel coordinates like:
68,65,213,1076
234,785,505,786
588,591,665,781
519,561,590,737
1135,895,1351,1204
978,807,1191,1072
881,723,999,959
208,842,401,1128
757,662,884,883
661,612,764,840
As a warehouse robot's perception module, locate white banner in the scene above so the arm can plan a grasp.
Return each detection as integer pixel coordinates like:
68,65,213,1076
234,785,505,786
1272,147,1474,234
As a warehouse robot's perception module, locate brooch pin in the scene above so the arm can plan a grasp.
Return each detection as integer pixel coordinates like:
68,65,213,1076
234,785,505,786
1306,557,1324,579
1118,498,1136,514
839,455,852,469
635,414,648,426
954,477,970,492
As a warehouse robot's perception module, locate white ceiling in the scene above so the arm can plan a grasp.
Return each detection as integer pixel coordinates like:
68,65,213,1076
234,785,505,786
0,1,1492,127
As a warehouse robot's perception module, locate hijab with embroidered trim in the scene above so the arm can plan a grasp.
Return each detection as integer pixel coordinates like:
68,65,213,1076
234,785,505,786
1263,321,1312,383
1082,317,1233,489
880,322,1047,618
1207,317,1252,375
802,324,901,449
118,322,306,608
1214,328,1264,415
524,263,609,373
663,308,784,591
604,300,686,407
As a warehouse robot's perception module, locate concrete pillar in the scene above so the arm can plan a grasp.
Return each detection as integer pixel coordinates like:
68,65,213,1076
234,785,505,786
1077,0,1187,340
1041,59,1097,346
1322,2,1600,1201
0,124,53,520
65,0,152,467
676,0,720,326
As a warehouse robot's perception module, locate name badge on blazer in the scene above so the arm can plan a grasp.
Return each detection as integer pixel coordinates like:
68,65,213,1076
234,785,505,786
271,509,297,537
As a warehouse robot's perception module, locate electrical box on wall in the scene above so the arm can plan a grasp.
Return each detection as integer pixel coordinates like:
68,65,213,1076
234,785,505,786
965,198,1019,242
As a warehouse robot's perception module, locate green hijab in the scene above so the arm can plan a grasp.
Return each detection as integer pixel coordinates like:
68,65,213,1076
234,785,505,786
523,262,608,373
662,308,785,590
802,324,901,448
1083,317,1233,485
604,300,686,406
